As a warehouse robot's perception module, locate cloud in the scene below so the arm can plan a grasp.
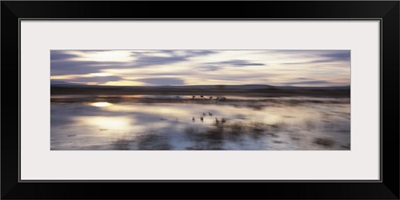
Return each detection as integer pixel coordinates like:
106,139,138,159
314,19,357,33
51,50,349,86
285,80,333,85
207,59,265,66
281,50,350,65
51,50,219,76
184,50,216,57
131,50,216,57
51,51,78,61
51,60,124,75
51,80,75,85
52,56,181,76
134,56,187,67
53,76,123,84
132,50,217,67
157,50,216,57
198,65,221,71
321,51,350,61
72,76,122,84
310,51,351,63
136,77,185,86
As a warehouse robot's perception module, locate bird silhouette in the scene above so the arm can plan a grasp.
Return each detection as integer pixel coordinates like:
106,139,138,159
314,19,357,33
221,118,226,123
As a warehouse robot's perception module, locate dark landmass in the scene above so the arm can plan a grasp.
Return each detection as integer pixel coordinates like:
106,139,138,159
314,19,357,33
51,84,350,97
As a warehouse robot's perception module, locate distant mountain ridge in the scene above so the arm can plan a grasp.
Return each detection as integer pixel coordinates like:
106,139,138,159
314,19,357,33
51,81,350,90
51,81,350,97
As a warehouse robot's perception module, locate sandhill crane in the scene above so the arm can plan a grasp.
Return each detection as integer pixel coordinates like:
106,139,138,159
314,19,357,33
202,113,206,116
192,95,196,99
215,96,227,102
192,117,195,122
200,117,204,122
221,118,226,123
215,117,220,125
208,112,213,116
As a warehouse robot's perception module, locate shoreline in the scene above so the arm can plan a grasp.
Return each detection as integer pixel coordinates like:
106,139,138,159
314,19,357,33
51,86,350,98
51,95,350,104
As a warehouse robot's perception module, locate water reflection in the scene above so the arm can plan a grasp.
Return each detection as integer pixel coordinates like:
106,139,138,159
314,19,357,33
90,102,113,107
51,96,350,150
75,116,132,132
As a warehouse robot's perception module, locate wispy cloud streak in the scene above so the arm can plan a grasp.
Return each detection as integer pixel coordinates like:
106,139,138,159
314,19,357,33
51,50,350,87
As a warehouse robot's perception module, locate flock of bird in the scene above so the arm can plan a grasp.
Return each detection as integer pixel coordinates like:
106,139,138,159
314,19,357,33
191,95,227,101
192,111,226,124
187,96,227,123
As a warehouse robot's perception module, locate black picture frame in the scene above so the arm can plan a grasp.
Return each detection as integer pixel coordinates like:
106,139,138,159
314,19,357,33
1,1,399,199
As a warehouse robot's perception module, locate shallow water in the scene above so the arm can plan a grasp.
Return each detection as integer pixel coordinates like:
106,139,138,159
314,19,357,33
51,96,350,150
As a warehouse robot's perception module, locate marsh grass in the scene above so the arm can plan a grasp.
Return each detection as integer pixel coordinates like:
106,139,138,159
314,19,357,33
268,121,287,131
340,143,351,150
137,134,172,150
112,133,172,150
304,119,316,130
225,122,244,141
101,115,344,150
112,139,134,150
184,120,274,148
313,137,336,147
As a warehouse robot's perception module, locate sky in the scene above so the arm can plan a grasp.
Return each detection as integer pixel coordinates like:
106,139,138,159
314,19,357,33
51,50,350,87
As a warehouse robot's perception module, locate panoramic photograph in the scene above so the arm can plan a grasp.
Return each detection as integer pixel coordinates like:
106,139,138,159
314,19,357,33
51,50,350,150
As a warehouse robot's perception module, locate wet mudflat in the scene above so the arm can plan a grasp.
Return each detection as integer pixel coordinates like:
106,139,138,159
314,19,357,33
51,95,350,150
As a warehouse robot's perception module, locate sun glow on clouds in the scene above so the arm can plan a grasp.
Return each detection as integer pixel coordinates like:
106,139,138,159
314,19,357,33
70,51,134,62
91,73,113,77
100,80,146,86
52,72,115,80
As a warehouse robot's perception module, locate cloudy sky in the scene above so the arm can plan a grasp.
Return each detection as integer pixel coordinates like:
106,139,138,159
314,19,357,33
51,50,350,87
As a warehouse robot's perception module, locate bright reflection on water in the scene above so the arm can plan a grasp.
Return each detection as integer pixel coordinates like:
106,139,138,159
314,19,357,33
90,102,113,107
51,96,350,150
